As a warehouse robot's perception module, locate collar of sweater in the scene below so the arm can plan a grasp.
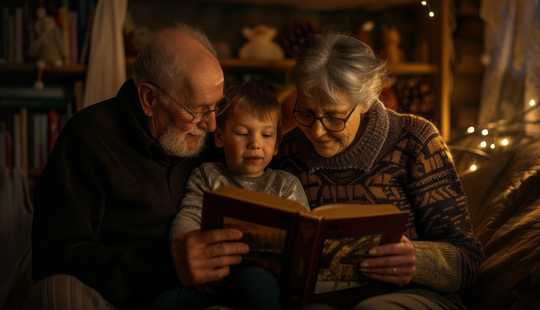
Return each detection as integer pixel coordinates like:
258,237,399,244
297,100,390,173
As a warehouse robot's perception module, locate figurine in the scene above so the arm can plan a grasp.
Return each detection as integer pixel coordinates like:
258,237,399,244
356,21,375,50
29,7,65,67
381,27,404,64
239,25,284,60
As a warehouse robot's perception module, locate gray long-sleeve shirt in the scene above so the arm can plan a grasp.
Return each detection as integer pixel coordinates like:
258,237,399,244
171,162,309,240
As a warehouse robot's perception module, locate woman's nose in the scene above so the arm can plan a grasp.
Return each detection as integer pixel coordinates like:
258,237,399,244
310,119,326,138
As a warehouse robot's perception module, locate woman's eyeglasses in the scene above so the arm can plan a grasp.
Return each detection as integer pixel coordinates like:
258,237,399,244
293,105,357,132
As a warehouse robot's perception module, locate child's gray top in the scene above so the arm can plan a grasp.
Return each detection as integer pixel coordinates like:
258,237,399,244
171,162,309,239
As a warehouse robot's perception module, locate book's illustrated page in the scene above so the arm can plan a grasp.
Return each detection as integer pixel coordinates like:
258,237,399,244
314,234,382,294
224,217,287,275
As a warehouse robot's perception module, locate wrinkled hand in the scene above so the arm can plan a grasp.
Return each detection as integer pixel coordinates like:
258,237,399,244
171,228,249,286
359,235,416,286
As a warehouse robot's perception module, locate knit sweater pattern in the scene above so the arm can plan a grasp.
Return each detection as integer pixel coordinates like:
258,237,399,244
276,101,483,294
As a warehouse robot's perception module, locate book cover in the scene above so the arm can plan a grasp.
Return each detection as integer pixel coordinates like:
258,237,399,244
201,186,409,307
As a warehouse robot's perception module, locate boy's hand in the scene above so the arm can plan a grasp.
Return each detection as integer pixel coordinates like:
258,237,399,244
359,235,416,286
171,228,249,286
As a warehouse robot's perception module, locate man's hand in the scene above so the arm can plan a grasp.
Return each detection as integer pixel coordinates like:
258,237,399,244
359,235,416,286
171,228,249,286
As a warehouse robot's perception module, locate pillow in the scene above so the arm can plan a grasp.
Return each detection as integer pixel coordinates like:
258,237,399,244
460,149,514,232
463,139,540,310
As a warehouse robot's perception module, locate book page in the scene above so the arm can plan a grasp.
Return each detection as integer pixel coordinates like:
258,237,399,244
312,204,401,220
224,217,287,275
215,186,306,214
314,234,382,294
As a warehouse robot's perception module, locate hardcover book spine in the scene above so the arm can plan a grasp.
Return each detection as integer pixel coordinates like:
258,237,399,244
285,213,321,307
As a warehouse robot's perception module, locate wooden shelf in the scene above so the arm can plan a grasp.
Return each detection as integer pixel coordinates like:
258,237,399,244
220,58,296,71
388,63,438,75
220,59,438,75
0,63,86,78
0,60,438,78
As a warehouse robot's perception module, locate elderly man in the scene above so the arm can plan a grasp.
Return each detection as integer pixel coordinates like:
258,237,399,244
29,25,248,310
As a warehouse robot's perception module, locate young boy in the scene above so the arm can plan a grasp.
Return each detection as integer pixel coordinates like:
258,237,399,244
155,82,308,310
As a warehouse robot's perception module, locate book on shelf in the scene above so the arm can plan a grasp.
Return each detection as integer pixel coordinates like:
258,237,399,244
0,87,68,109
201,186,409,307
0,87,66,99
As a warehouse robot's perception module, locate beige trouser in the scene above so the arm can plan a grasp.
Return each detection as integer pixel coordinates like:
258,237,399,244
22,274,117,310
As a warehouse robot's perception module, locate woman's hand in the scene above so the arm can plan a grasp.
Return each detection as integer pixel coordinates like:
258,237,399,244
359,235,416,286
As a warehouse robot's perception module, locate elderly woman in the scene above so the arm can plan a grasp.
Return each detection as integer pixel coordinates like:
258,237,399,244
277,33,483,309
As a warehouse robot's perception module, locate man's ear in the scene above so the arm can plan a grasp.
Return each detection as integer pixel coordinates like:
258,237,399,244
137,83,156,117
214,128,224,148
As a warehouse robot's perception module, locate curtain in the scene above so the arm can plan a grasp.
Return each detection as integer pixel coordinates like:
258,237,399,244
83,0,128,108
479,0,540,134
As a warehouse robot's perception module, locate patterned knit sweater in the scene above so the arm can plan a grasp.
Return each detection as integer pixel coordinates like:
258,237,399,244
276,101,483,294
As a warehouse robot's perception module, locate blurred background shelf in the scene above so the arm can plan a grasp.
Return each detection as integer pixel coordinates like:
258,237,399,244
0,60,438,76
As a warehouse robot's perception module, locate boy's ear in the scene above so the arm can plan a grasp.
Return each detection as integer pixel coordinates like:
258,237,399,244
214,128,224,148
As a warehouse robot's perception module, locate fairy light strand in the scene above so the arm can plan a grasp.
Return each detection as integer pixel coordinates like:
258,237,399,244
420,1,436,18
455,98,538,173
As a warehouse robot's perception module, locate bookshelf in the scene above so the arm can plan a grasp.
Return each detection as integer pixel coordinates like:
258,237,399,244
0,59,438,79
0,0,454,182
0,63,86,78
220,59,438,75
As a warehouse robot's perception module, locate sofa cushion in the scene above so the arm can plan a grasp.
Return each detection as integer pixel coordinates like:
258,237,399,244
460,139,540,310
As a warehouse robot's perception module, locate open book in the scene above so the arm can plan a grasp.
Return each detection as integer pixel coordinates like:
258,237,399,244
202,186,409,307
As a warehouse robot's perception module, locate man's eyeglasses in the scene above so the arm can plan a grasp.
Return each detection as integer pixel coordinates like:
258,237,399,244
144,81,230,123
293,105,358,132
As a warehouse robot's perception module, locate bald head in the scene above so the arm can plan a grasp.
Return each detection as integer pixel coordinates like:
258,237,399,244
134,25,225,157
133,24,223,94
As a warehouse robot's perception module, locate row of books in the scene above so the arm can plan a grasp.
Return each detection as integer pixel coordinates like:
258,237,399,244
0,108,69,173
0,0,96,65
0,86,73,173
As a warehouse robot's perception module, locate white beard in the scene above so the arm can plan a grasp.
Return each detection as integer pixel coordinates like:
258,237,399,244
159,126,206,157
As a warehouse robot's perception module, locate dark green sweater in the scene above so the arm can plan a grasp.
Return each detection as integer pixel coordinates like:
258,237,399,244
33,80,201,309
276,101,483,304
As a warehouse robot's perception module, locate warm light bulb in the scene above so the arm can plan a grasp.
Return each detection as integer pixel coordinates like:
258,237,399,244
481,129,489,136
429,11,435,17
480,141,487,148
469,164,478,172
467,126,475,134
500,138,510,146
421,1,427,6
530,99,536,107
490,143,496,150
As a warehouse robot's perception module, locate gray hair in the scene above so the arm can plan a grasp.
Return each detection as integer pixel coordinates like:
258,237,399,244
132,23,217,90
294,33,387,112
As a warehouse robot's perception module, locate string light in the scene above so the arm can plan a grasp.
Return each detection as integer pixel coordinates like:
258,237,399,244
420,1,436,19
451,97,540,176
